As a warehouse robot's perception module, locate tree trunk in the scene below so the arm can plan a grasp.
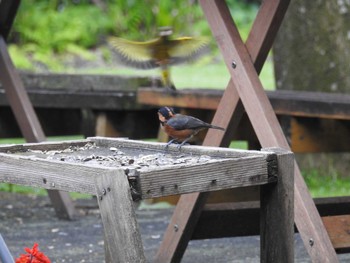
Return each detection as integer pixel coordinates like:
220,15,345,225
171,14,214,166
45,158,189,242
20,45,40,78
274,0,350,93
273,0,350,180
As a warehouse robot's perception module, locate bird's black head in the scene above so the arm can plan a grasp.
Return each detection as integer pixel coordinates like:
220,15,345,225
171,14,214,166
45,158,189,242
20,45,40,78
158,107,175,121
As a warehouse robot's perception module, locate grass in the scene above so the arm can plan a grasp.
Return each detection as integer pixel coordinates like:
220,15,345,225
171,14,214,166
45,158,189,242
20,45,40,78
68,55,276,90
303,169,350,198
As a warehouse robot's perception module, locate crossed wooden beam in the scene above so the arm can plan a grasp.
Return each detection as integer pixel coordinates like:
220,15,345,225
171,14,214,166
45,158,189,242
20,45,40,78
0,0,76,220
155,0,339,262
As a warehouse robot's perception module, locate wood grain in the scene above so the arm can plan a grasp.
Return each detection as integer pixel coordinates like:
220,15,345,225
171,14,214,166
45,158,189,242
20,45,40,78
138,156,276,199
95,170,146,262
201,0,338,262
260,148,294,263
0,153,105,195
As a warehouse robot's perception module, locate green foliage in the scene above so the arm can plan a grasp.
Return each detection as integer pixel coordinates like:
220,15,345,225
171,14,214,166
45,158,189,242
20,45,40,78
303,168,350,197
9,0,258,71
10,0,115,70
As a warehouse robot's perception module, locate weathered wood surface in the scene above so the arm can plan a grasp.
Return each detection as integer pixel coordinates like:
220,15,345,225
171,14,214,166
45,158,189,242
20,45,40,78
95,170,146,263
155,1,292,262
0,138,278,199
260,148,294,263
193,196,350,240
290,118,350,153
90,137,269,158
0,137,288,261
0,152,103,195
138,88,350,120
0,72,158,110
323,215,350,253
200,0,338,262
138,156,276,199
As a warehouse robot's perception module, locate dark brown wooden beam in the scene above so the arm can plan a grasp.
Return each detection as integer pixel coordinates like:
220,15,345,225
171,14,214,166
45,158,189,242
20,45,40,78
138,88,350,120
0,0,20,40
155,1,291,262
0,36,76,220
193,197,350,239
193,198,350,253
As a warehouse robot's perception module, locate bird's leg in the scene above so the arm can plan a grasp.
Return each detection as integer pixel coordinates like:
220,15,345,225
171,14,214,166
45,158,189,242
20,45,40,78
165,138,177,148
160,64,176,91
177,135,193,149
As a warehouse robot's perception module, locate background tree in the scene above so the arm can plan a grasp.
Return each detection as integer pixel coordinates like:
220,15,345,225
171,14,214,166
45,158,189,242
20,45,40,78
274,0,350,93
273,0,350,180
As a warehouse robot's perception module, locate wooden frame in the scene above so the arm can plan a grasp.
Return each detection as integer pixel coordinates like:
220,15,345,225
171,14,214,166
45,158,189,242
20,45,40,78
155,0,339,262
0,137,294,262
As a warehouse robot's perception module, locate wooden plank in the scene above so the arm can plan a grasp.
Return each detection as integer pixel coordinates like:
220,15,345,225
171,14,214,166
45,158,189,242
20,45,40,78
0,153,103,195
201,0,338,262
269,90,350,120
137,88,223,110
0,72,156,110
323,215,350,253
95,170,146,262
290,118,350,153
138,88,350,120
90,137,269,158
138,156,277,199
0,0,20,40
155,1,291,262
0,139,89,153
260,148,294,263
192,196,350,240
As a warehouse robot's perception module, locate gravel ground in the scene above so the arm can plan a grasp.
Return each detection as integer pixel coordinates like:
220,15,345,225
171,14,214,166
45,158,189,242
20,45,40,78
1,192,350,262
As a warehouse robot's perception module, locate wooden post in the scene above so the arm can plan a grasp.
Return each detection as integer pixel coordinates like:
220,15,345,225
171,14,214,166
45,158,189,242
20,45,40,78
260,148,294,263
95,170,146,263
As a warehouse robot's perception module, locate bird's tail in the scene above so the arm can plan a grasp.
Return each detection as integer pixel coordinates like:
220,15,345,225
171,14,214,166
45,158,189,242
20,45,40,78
210,125,225,131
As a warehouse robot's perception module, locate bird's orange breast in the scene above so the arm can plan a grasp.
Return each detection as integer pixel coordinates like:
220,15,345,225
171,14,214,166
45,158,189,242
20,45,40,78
163,124,194,141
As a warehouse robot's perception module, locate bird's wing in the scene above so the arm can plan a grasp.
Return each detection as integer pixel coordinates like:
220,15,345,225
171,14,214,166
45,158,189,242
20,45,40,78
108,37,159,69
168,37,210,64
167,115,211,130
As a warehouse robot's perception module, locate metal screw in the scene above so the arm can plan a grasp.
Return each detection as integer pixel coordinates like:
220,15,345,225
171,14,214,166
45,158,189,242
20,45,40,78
309,238,314,247
231,61,237,69
174,224,179,232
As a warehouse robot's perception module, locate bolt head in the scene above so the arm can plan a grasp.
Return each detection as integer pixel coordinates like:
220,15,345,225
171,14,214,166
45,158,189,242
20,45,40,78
231,61,237,69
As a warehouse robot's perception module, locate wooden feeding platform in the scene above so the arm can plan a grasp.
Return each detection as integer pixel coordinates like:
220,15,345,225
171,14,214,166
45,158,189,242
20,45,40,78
0,137,294,262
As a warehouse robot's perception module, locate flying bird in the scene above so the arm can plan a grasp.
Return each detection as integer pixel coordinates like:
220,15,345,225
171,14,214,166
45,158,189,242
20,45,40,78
158,106,225,148
108,27,209,90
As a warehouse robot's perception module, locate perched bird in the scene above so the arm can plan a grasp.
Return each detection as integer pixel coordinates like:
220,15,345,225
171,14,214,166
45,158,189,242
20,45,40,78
108,27,209,90
158,106,225,148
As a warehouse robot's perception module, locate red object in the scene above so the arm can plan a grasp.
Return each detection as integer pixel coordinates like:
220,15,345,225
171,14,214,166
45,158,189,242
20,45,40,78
15,243,51,263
